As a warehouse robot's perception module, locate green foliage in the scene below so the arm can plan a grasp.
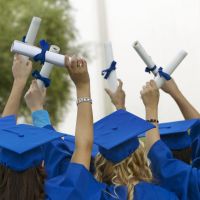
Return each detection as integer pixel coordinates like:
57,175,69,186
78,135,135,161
0,0,79,125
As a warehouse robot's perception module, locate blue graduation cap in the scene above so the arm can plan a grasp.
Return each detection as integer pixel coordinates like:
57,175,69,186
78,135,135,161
139,119,200,150
64,134,99,159
0,124,65,171
0,115,16,128
93,109,155,164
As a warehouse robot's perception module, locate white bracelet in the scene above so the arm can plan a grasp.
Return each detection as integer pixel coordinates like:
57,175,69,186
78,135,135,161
77,97,92,105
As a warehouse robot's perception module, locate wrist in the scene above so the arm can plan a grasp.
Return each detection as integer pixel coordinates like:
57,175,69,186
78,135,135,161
13,79,27,87
145,107,158,119
76,84,91,98
115,104,126,110
30,105,44,112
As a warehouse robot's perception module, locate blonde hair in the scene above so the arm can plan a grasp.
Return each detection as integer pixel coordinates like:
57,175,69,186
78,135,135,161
94,144,152,200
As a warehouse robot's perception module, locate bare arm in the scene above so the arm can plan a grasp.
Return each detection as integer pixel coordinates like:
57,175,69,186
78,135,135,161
65,56,93,170
2,54,32,117
141,80,160,153
162,79,200,119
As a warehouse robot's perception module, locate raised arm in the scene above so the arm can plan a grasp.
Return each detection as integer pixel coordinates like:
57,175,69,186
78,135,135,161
2,54,32,117
162,79,200,119
65,56,93,170
140,80,160,153
24,80,51,127
105,79,126,110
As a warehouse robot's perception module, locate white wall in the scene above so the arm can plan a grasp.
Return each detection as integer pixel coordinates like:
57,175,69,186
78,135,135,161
59,0,200,134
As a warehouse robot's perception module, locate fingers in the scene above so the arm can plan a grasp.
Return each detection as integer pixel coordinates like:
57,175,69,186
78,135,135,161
117,79,123,90
65,55,71,69
26,60,32,67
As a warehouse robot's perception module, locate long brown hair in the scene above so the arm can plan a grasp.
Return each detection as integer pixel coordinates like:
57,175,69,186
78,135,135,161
0,164,46,200
94,144,152,200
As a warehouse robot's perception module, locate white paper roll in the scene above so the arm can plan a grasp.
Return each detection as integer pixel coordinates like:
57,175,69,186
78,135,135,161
25,17,41,45
21,17,41,61
11,40,65,67
103,42,118,92
133,41,158,75
37,45,60,88
155,50,188,88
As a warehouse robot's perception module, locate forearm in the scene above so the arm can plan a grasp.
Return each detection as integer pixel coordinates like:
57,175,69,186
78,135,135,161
2,80,26,117
171,90,200,119
145,107,160,153
71,85,93,169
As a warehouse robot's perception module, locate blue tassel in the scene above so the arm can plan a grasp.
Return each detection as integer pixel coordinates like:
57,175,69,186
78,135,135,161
32,70,51,88
102,61,117,79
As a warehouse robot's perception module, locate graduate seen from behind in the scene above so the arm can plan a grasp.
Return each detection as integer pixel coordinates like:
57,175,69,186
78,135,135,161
0,54,71,200
48,56,179,199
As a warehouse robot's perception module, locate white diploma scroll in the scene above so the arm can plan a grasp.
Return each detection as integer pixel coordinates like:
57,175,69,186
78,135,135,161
155,50,187,88
22,17,41,61
11,40,66,67
37,45,60,89
25,17,41,45
133,41,158,75
103,42,118,92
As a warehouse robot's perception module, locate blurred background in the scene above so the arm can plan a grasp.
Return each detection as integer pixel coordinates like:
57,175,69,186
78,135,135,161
0,0,200,135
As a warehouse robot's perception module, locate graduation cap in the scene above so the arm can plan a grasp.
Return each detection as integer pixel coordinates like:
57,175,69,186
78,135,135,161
0,124,65,171
64,134,99,159
139,119,200,150
93,110,155,164
0,115,16,128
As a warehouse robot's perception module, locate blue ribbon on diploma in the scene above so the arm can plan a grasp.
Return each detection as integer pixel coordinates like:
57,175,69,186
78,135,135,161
32,70,51,88
33,40,50,64
102,61,117,79
145,65,157,74
22,36,26,43
158,67,171,80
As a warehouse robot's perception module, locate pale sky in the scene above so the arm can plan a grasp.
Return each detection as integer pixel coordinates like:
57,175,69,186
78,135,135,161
58,0,200,134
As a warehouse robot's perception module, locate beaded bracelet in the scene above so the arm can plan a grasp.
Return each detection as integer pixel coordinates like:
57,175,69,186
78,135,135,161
147,119,159,123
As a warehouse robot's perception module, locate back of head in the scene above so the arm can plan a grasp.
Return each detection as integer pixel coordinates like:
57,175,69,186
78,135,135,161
0,164,46,200
94,145,152,200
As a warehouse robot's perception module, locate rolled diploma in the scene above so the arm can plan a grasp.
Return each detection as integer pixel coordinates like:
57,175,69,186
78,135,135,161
25,17,41,45
133,41,158,75
155,50,188,88
37,45,60,89
104,42,118,92
22,17,41,61
11,40,66,67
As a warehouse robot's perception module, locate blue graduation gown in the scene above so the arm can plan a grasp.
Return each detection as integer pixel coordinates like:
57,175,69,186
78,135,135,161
45,162,179,200
148,140,200,200
191,136,200,168
0,115,16,128
134,182,178,200
190,123,200,168
32,110,72,179
45,162,127,200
